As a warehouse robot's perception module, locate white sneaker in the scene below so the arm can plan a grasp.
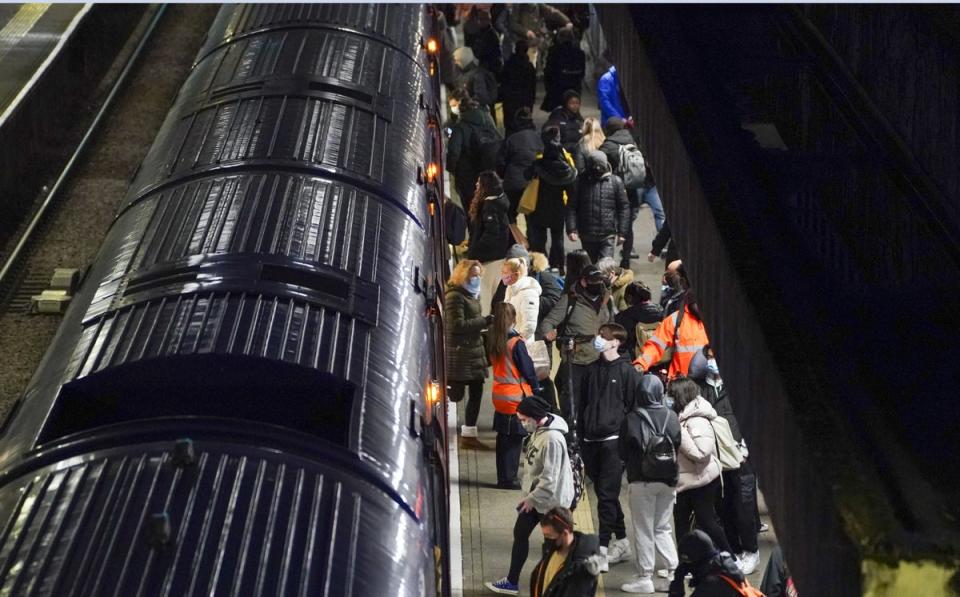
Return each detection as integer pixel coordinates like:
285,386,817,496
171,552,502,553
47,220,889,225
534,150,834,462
653,574,673,592
461,425,478,438
597,546,610,573
739,551,760,575
606,537,631,565
620,575,655,594
656,569,670,578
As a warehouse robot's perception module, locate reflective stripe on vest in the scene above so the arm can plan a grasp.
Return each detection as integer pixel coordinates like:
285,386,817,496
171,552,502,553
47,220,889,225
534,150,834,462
492,336,533,414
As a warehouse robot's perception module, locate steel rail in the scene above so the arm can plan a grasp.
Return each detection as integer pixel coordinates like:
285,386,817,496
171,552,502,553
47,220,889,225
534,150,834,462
0,4,168,296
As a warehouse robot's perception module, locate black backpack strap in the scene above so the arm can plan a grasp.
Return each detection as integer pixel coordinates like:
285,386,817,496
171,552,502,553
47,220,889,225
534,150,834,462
557,294,578,337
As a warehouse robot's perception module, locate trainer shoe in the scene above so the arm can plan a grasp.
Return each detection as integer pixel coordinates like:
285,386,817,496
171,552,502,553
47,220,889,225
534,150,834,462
606,537,632,565
620,575,655,594
759,522,770,533
653,573,674,592
485,577,518,595
739,551,760,575
597,546,610,573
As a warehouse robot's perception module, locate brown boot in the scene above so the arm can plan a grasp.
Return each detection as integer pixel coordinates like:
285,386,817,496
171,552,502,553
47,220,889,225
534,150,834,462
459,436,493,451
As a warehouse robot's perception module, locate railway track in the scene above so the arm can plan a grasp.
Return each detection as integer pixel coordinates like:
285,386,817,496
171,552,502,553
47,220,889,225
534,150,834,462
0,4,219,421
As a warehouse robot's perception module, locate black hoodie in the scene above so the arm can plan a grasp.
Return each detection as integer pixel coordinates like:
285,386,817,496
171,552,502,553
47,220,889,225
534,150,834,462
620,375,682,484
670,530,747,597
578,354,640,441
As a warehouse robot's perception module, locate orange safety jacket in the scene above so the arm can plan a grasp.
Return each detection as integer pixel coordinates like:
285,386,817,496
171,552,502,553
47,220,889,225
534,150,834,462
492,336,534,415
633,305,710,379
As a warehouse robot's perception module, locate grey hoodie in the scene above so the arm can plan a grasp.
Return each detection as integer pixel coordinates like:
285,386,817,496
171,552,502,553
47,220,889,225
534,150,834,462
521,414,574,513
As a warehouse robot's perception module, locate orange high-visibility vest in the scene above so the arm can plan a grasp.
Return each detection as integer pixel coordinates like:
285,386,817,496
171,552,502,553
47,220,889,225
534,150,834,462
633,305,710,379
492,336,533,415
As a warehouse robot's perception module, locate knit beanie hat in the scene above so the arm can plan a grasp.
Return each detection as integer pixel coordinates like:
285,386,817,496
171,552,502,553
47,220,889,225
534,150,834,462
506,243,529,262
584,149,610,173
678,530,717,566
517,395,551,420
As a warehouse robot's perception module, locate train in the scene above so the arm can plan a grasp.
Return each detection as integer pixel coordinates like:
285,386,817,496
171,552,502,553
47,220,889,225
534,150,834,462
0,4,453,595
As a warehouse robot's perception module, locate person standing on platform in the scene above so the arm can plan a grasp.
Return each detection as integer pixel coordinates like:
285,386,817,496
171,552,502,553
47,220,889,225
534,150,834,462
572,117,606,175
487,302,540,490
615,281,664,359
444,260,494,450
578,323,639,570
466,171,512,316
497,107,543,233
487,395,574,596
502,255,542,342
448,95,501,208
526,126,577,272
546,90,585,153
499,41,537,136
541,28,586,114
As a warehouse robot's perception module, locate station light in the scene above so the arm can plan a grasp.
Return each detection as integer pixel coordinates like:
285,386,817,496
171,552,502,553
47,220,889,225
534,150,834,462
426,37,439,54
426,380,441,409
425,162,439,184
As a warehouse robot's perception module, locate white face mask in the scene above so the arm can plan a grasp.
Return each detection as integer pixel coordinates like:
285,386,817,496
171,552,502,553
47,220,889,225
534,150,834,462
450,104,460,116
593,335,608,352
521,419,537,433
706,358,720,376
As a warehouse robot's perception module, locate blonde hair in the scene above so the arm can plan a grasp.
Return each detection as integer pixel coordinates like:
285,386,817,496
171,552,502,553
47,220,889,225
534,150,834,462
529,252,549,273
449,259,482,286
579,117,605,152
502,257,528,279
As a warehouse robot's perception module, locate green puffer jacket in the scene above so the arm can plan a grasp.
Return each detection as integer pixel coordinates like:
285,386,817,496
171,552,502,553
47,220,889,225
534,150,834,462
444,283,489,382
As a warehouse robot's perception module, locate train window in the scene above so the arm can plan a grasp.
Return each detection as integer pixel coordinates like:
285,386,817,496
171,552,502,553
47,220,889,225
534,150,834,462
39,355,356,447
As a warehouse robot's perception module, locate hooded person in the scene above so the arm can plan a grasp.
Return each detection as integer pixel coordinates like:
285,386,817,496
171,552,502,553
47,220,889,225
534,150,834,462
541,27,586,114
546,89,585,152
487,395,575,595
500,39,538,135
453,45,498,109
525,125,577,272
619,375,683,593
667,530,750,597
566,150,630,264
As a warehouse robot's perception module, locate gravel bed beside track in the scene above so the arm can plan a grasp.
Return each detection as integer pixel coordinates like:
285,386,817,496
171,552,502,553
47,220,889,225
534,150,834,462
0,5,218,422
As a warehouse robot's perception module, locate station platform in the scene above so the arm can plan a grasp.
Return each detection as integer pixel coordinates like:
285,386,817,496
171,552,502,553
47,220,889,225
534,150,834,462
0,3,89,124
445,82,781,596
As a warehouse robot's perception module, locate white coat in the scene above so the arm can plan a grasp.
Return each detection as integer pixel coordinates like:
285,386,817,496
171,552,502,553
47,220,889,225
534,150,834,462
505,275,542,341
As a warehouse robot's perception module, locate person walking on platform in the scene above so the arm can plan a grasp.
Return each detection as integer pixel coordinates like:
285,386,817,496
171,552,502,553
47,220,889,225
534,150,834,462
572,117,605,175
578,323,639,570
619,375,682,594
500,41,537,136
566,150,630,264
526,126,577,272
466,171,512,316
541,28,586,114
529,507,604,597
597,63,628,127
487,302,540,490
447,94,501,208
445,260,494,450
537,265,613,422
487,395,574,595
497,107,543,230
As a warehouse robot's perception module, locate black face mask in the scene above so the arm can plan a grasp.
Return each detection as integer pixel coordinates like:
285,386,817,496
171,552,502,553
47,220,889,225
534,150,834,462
586,282,605,296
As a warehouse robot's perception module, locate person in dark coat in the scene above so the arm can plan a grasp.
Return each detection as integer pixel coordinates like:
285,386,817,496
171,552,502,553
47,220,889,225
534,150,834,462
527,126,577,272
500,40,538,135
563,249,592,291
688,348,760,575
565,150,630,263
466,171,513,315
668,530,750,597
541,28,586,114
454,47,500,117
497,107,543,225
463,7,503,75
529,507,603,597
648,220,679,265
546,90,585,152
615,281,664,358
447,97,500,208
444,260,494,450
619,375,682,593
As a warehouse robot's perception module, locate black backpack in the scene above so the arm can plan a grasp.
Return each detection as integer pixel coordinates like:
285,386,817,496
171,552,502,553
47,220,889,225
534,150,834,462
637,409,677,481
472,124,503,172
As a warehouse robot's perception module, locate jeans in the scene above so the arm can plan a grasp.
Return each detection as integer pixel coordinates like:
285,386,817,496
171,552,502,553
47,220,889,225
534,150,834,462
641,185,665,232
581,235,616,264
581,439,626,547
496,432,524,487
527,224,565,272
675,477,732,554
448,380,483,428
628,481,679,577
508,509,543,584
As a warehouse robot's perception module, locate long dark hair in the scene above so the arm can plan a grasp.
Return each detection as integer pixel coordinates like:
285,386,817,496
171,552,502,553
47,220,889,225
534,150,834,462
564,249,592,293
667,376,700,412
468,170,503,223
486,302,517,359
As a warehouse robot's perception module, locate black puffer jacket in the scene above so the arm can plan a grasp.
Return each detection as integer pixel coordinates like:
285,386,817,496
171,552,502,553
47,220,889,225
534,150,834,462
530,532,600,597
467,194,511,263
527,140,577,229
444,284,488,382
579,354,640,441
534,270,564,326
546,107,584,152
497,125,543,195
566,172,630,241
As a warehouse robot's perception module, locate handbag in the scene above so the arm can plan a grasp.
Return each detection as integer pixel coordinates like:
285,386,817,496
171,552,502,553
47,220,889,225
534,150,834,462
518,176,540,215
526,339,551,380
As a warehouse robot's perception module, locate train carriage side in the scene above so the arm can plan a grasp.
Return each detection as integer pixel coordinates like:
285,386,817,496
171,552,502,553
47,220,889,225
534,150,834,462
0,4,452,596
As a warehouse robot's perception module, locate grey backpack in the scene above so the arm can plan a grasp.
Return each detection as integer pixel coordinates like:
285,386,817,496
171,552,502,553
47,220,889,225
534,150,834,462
617,143,647,190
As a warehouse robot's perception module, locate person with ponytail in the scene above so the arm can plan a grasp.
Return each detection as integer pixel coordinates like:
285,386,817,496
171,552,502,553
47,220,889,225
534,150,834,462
487,302,540,490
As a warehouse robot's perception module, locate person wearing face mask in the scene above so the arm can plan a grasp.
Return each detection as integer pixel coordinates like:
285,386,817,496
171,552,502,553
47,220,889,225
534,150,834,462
445,260,494,450
659,259,688,318
575,323,639,569
487,395,573,595
529,507,603,597
502,256,542,342
487,302,541,491
688,348,760,575
537,265,613,422
635,289,710,380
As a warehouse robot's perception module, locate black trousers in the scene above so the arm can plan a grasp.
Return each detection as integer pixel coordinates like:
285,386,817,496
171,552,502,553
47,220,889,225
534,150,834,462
508,508,543,584
554,360,589,425
620,194,641,266
527,223,565,272
718,462,759,553
581,235,616,264
675,477,733,554
448,380,483,427
504,188,523,225
581,439,626,547
496,432,524,486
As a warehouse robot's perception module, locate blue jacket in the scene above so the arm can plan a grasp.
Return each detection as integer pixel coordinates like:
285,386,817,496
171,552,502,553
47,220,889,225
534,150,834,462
597,66,627,125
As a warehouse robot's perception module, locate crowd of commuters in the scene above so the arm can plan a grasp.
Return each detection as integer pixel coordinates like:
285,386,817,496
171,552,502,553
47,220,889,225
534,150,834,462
438,5,779,596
